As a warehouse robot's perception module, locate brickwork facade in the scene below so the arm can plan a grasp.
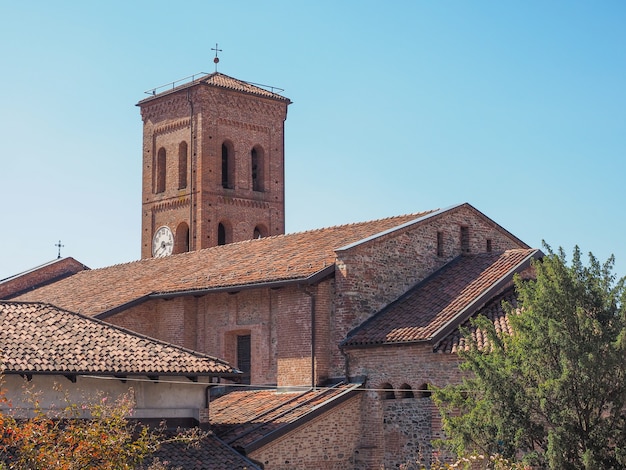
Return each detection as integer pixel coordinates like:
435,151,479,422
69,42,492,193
138,75,289,258
249,394,363,470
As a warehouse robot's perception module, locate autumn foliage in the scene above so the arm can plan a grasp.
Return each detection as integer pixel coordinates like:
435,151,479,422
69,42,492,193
0,382,182,470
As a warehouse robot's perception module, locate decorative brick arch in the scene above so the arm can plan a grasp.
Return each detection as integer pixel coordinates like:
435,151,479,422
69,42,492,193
417,383,432,398
398,383,414,399
380,382,395,400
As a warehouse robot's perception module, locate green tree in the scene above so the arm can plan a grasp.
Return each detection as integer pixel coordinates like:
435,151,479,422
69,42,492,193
433,245,626,469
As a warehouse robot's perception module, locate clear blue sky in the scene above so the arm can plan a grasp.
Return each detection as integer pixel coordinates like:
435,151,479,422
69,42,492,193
1,1,625,280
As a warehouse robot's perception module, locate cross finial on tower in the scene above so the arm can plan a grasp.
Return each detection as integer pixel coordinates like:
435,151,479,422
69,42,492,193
211,43,222,72
55,240,64,259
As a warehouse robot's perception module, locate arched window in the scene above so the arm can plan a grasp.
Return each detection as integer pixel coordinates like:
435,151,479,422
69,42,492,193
380,383,395,400
156,147,166,193
417,383,432,398
251,146,264,192
399,384,414,399
221,142,234,189
175,222,190,254
178,141,188,189
218,222,232,246
253,224,267,239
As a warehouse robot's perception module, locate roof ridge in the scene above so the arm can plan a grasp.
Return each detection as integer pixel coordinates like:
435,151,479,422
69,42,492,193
101,211,442,263
283,211,439,237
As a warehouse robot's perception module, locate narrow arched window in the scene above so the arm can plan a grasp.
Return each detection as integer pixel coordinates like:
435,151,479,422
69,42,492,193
399,384,414,399
178,141,188,189
221,142,234,189
380,383,395,400
175,222,190,254
460,226,470,254
156,147,166,193
253,225,267,239
251,146,264,192
218,223,226,246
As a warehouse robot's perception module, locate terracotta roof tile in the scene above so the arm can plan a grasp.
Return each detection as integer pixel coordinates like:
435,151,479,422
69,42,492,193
210,383,361,452
0,301,238,376
435,287,517,354
342,249,538,347
138,72,291,105
152,433,261,470
14,212,435,317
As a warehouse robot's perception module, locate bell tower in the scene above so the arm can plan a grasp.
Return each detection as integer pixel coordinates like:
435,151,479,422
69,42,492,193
137,72,291,259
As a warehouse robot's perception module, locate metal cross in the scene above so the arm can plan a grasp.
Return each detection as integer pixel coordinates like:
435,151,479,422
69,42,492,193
55,240,64,259
211,43,222,72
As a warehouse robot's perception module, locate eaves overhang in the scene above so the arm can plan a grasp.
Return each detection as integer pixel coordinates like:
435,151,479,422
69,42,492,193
96,265,336,320
2,370,243,380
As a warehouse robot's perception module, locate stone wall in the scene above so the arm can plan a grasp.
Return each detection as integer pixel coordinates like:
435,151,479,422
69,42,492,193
331,204,527,376
347,343,464,468
249,394,362,470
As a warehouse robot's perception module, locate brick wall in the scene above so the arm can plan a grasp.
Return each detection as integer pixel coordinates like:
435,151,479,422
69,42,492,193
107,282,335,387
249,394,362,470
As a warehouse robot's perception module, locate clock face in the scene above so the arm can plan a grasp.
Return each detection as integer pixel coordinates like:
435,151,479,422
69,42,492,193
152,226,174,258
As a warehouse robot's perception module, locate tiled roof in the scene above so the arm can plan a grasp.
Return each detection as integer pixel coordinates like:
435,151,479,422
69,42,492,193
152,433,262,470
0,301,238,377
342,249,539,347
435,287,517,354
138,72,291,105
210,383,362,453
14,212,434,317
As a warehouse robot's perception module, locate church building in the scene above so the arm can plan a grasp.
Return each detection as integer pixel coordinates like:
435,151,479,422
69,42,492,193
6,69,540,469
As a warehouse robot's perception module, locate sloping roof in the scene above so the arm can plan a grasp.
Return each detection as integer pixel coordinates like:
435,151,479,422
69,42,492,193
0,301,239,377
342,249,540,348
210,383,362,453
435,287,517,354
138,72,291,106
0,257,89,299
152,433,262,470
14,211,434,317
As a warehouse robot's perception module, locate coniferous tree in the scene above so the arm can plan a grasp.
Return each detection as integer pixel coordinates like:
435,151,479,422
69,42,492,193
434,245,626,469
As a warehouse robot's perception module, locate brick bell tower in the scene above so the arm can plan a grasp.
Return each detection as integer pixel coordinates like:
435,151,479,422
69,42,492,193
137,72,291,259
